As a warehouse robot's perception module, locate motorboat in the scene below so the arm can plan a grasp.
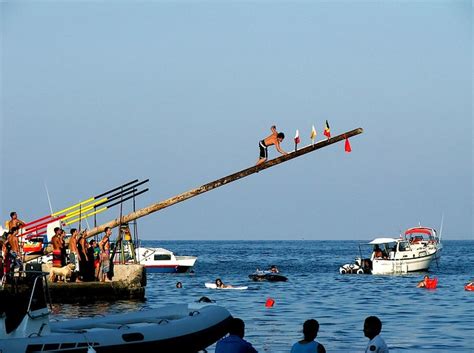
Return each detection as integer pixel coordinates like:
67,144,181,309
135,247,197,273
339,226,442,275
249,270,288,282
0,274,232,353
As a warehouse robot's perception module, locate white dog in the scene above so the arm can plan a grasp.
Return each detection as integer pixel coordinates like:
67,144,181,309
49,263,76,282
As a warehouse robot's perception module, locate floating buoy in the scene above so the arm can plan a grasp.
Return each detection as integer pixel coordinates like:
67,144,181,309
265,298,275,308
465,283,474,291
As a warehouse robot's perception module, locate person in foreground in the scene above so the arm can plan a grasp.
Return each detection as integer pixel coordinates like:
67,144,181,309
291,319,326,353
215,317,257,353
256,125,288,165
364,316,389,353
417,275,429,288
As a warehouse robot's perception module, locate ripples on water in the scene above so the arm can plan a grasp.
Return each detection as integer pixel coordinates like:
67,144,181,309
52,240,474,352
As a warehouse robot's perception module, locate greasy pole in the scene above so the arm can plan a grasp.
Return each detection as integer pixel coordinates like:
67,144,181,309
83,127,363,239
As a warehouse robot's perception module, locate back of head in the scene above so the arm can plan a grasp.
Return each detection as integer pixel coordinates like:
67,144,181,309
365,316,382,336
228,318,245,338
303,319,319,341
277,132,285,139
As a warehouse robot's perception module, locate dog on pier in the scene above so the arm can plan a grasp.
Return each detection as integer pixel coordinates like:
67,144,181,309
49,263,75,282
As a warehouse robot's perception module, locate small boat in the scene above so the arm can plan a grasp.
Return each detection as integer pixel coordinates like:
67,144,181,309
135,247,197,273
248,271,288,282
340,226,442,275
1,274,232,353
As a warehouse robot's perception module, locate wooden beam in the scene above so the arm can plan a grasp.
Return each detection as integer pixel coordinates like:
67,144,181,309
25,127,362,262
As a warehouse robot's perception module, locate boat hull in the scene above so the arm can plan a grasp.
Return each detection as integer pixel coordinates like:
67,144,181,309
1,304,232,353
371,251,438,274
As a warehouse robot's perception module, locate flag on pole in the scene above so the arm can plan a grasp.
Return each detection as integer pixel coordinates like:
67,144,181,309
310,125,317,144
345,137,352,153
323,120,331,139
294,129,300,151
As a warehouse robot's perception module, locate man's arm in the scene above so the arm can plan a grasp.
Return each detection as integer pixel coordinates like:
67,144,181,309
275,141,287,155
271,125,277,133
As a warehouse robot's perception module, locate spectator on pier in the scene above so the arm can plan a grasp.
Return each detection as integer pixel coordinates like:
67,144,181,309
8,212,25,230
99,227,112,282
364,316,389,353
215,318,257,353
51,227,63,268
77,231,90,280
89,239,101,280
60,229,68,267
291,319,326,353
256,125,288,166
68,228,82,282
5,228,22,275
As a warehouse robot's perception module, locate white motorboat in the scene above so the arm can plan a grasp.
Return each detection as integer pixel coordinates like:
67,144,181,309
340,226,442,275
135,247,197,273
0,275,232,352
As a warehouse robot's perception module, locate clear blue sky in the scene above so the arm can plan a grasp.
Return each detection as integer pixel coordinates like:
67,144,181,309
1,1,471,240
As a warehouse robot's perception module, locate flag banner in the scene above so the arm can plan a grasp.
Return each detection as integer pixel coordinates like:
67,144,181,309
324,120,331,139
294,129,300,144
310,125,317,141
345,137,352,152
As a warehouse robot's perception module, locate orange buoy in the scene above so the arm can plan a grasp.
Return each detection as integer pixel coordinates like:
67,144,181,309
465,283,474,291
265,298,275,307
425,277,438,289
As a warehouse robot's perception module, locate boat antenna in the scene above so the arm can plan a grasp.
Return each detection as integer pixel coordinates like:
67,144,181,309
439,213,444,243
44,181,54,215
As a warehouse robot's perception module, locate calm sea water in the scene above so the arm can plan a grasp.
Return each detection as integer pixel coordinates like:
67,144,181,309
52,240,474,352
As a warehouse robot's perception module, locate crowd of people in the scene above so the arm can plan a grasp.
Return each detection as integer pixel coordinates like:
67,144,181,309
1,211,115,283
214,316,388,353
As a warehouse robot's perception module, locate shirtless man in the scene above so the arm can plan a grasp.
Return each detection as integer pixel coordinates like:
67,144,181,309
8,212,25,230
68,228,81,279
256,125,288,165
99,227,112,282
51,227,63,268
6,227,22,274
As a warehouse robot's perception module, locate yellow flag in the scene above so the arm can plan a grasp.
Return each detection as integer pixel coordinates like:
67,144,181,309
310,125,317,141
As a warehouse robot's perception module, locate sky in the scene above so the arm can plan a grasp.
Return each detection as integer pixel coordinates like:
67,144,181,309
1,1,472,240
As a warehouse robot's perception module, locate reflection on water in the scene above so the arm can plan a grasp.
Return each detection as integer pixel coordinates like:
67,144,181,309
50,240,474,352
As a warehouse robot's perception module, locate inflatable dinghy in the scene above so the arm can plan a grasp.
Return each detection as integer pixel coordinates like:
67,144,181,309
248,271,288,282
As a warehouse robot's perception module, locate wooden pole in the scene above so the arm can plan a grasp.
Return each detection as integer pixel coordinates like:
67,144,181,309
83,127,363,239
26,127,363,262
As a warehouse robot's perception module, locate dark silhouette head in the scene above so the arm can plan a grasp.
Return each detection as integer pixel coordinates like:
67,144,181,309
10,212,16,218
228,318,245,338
303,319,319,341
364,316,382,340
277,132,285,140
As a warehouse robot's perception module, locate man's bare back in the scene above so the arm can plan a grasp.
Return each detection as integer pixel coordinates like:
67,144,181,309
7,232,20,253
256,125,287,165
51,234,62,251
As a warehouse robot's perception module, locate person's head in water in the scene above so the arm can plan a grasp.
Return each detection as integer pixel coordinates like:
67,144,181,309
228,318,245,339
303,319,319,341
215,278,223,287
176,281,182,288
277,132,285,142
364,316,382,340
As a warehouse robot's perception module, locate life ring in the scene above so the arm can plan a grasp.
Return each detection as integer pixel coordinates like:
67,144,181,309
465,283,474,291
340,268,347,274
357,269,364,274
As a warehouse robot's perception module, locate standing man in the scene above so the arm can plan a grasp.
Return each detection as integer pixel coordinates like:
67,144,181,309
6,227,22,275
51,227,63,268
68,228,81,281
8,212,25,230
256,125,288,165
99,227,112,282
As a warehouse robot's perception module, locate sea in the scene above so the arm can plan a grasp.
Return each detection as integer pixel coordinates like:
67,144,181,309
52,240,474,352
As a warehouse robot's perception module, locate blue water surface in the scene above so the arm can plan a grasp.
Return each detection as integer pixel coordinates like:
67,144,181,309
53,240,474,352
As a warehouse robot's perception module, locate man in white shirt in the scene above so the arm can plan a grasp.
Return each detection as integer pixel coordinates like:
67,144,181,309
364,316,389,353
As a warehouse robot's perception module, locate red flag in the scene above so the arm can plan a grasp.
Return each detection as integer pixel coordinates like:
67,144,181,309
345,137,352,153
294,129,300,145
323,120,331,139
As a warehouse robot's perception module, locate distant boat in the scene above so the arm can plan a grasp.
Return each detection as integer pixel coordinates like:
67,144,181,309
133,247,197,273
340,226,442,275
248,270,288,282
1,274,231,353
